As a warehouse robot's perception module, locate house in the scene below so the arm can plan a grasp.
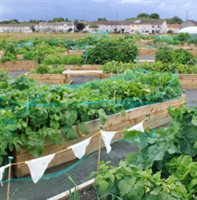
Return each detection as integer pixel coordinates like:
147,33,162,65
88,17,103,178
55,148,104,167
84,19,168,34
34,22,74,32
0,24,33,32
167,24,181,33
181,20,197,29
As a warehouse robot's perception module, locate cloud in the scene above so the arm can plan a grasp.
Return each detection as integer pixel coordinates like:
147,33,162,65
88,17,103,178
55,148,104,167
120,0,151,3
1,0,197,21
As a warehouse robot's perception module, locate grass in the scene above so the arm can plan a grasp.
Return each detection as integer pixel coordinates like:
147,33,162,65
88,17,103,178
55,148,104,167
0,32,125,41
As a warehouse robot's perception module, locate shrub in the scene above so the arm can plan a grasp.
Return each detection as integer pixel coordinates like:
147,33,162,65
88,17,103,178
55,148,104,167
43,55,83,65
172,48,196,65
155,46,173,63
84,38,138,64
31,64,64,74
156,47,196,65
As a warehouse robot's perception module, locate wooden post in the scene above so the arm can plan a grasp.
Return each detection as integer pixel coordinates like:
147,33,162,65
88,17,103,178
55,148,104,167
97,135,102,173
7,156,13,200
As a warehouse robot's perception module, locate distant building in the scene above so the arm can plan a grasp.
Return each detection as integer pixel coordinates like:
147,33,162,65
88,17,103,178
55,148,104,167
34,22,74,32
84,19,168,34
167,24,181,33
181,20,197,29
0,24,33,33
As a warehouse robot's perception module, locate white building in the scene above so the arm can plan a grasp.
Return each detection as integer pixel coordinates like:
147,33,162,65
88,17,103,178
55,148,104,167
34,22,74,32
84,19,168,34
0,24,33,33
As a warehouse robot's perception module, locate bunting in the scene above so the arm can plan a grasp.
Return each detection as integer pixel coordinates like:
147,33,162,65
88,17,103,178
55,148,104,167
68,138,91,159
0,164,9,186
25,154,55,184
1,121,144,184
100,131,117,154
128,121,144,132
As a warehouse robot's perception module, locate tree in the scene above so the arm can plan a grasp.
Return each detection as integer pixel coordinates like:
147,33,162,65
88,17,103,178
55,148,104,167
0,19,19,24
166,16,183,24
74,20,85,32
137,13,160,19
50,17,65,22
150,13,160,19
97,17,107,21
137,13,150,19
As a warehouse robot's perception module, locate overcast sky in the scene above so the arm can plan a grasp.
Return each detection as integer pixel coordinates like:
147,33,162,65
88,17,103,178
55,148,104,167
0,0,197,21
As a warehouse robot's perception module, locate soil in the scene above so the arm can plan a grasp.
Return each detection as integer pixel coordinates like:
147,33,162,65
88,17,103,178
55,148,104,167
66,187,97,200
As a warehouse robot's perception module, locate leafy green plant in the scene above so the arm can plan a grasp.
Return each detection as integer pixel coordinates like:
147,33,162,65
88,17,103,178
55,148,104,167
84,38,137,64
156,47,196,65
156,46,173,63
0,70,8,82
43,55,83,65
0,70,182,162
31,64,64,74
101,61,197,74
95,106,197,200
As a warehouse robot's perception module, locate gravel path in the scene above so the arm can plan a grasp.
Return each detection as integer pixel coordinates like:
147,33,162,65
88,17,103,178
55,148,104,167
8,70,29,79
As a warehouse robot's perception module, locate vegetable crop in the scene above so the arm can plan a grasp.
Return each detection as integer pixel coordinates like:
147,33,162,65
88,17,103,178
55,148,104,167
0,70,182,162
101,61,197,74
95,106,197,200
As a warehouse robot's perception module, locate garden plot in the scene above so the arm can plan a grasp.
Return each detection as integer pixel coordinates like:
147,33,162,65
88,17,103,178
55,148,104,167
49,106,197,200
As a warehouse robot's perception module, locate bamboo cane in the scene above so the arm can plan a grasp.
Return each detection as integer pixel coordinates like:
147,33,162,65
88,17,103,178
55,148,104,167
6,156,13,200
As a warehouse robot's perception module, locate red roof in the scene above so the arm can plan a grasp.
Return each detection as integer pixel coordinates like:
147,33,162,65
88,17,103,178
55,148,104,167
167,24,180,29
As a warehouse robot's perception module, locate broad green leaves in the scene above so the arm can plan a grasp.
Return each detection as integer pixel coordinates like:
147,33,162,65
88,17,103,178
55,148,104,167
95,107,197,199
0,71,182,163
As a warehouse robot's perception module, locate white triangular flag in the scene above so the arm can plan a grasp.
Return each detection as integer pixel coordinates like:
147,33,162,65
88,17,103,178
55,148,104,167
100,131,117,154
128,121,144,132
25,154,55,184
0,164,9,186
68,138,91,159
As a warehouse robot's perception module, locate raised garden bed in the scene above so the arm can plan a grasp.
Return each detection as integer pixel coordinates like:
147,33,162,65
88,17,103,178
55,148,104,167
0,60,36,71
64,69,197,90
138,48,156,56
14,95,186,177
25,73,72,84
179,74,197,89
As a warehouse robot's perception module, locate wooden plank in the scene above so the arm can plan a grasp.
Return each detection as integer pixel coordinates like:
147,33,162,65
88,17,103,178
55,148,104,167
179,74,197,89
25,74,71,84
138,48,156,56
64,65,101,70
13,95,186,177
0,60,36,71
63,70,103,78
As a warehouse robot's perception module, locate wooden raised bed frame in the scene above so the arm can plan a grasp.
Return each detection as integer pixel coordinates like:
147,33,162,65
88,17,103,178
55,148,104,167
179,74,197,89
0,60,36,71
25,73,72,84
64,64,101,70
14,95,186,177
138,48,156,56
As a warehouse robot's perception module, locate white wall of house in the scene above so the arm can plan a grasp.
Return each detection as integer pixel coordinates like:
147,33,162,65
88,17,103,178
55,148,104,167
35,23,74,32
0,25,32,32
85,20,168,34
160,21,168,34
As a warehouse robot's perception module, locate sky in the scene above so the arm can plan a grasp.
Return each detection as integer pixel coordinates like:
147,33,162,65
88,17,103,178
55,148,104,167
0,0,197,21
